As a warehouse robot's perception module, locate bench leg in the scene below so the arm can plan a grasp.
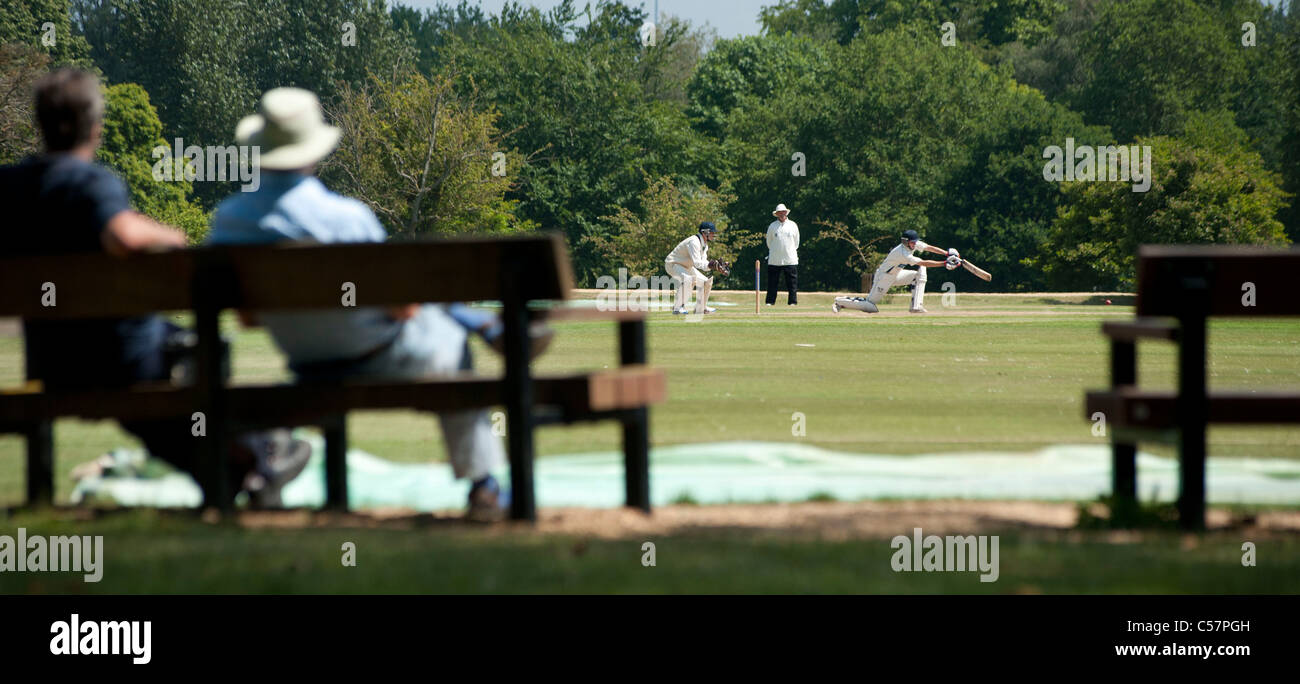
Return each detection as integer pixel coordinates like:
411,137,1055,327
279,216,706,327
24,420,54,508
1177,315,1208,530
619,319,651,512
503,297,536,522
323,415,349,511
192,292,233,513
1109,339,1138,517
623,408,651,512
1111,443,1138,520
196,435,233,512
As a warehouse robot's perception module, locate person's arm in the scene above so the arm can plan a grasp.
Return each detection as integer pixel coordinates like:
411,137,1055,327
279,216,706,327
766,223,776,251
100,210,187,257
916,259,947,268
923,244,951,258
792,223,799,251
386,304,420,321
689,237,710,271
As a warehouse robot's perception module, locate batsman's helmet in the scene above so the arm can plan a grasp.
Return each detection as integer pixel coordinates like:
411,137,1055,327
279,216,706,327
901,229,920,242
699,222,717,235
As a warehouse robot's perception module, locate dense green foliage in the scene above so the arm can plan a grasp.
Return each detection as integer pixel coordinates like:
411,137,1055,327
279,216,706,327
1034,112,1289,289
97,83,209,242
0,0,1295,289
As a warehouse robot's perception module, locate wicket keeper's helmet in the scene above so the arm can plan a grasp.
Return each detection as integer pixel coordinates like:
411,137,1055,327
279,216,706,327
902,229,920,242
699,222,717,235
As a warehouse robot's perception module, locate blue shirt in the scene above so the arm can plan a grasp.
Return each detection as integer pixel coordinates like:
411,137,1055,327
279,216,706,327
0,154,171,388
207,172,402,365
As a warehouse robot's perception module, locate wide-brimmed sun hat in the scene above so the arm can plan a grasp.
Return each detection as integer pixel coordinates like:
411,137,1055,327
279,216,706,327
235,87,341,170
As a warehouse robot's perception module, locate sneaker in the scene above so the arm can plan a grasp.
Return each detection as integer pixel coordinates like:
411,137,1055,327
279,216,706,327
466,475,506,522
831,302,841,313
697,306,718,314
672,308,689,315
241,430,312,509
909,306,928,314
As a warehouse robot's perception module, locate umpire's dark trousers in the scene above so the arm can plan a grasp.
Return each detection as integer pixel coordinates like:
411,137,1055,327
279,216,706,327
765,264,798,305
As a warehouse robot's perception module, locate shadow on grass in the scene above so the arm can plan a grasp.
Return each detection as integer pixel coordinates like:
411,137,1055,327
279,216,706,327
1037,295,1136,307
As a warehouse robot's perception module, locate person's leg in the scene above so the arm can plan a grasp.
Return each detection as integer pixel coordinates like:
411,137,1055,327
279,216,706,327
667,263,692,312
785,265,798,305
765,264,780,305
347,305,505,484
693,272,714,314
834,271,892,312
893,269,917,289
867,271,897,305
910,266,928,311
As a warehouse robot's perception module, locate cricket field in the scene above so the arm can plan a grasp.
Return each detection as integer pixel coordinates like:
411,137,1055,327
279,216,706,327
1,293,1297,593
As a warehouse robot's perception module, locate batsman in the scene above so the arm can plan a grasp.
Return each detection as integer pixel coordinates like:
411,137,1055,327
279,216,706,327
833,229,959,314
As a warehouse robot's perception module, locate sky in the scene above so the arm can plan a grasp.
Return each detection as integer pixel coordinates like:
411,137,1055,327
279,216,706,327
399,0,771,39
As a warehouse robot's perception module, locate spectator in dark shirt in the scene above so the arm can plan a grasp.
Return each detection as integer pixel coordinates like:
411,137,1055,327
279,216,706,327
0,68,306,507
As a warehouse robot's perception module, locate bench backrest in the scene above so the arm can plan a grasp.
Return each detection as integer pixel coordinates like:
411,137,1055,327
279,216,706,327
0,233,573,319
1136,245,1300,318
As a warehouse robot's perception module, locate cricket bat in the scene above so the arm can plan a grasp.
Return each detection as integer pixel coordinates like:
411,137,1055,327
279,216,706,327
962,259,992,282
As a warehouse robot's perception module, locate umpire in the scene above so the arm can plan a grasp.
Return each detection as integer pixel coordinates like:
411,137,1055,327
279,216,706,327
765,203,800,306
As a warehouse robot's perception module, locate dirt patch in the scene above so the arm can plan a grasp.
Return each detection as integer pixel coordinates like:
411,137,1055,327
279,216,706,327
224,500,1298,541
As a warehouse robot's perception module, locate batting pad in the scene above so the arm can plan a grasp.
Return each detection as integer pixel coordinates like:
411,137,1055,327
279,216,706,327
835,296,878,313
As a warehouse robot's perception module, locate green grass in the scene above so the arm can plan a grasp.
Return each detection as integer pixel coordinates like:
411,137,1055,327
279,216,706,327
4,295,1298,505
1,293,1298,593
0,509,1294,594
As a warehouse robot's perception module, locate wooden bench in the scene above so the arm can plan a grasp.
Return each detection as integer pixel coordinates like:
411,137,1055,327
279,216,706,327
1084,245,1300,529
0,233,666,521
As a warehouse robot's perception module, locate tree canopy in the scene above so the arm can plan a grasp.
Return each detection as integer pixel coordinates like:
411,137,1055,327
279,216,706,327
0,0,1293,290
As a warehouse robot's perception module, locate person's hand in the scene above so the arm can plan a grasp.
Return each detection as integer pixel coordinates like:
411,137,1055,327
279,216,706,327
948,247,960,257
386,304,420,321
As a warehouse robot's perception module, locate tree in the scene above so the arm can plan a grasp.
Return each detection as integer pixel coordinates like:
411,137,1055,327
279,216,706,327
588,175,756,280
1035,112,1289,290
320,69,529,238
429,2,720,284
720,24,1107,290
97,82,209,242
759,0,1065,47
638,14,715,107
686,33,831,140
1070,0,1247,141
390,0,489,76
1,0,92,66
73,0,414,207
999,0,1106,103
0,43,48,164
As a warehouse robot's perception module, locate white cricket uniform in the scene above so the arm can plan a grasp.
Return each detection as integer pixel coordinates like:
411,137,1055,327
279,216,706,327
836,240,929,312
664,234,714,313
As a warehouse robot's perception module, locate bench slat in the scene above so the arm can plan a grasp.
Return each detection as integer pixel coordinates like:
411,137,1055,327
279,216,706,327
0,233,573,318
538,307,648,323
1085,388,1300,428
1136,246,1300,318
1100,318,1179,342
0,368,666,426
